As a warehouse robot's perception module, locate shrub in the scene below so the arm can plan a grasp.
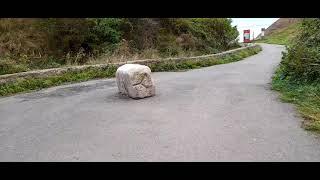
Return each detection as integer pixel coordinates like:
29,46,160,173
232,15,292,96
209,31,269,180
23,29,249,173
0,58,29,75
279,18,320,83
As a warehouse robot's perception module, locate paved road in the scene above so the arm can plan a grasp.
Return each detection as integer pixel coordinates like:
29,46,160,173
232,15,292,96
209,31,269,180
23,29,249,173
1,44,320,161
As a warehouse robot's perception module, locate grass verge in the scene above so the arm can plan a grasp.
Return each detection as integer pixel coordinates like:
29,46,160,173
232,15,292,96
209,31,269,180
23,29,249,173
272,68,320,132
0,65,118,96
149,46,262,72
0,46,262,97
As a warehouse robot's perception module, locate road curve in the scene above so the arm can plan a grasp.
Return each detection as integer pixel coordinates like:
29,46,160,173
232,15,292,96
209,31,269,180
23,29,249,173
1,44,320,161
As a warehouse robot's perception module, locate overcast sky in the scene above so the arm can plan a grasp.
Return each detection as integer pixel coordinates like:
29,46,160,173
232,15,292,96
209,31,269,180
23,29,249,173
231,18,279,42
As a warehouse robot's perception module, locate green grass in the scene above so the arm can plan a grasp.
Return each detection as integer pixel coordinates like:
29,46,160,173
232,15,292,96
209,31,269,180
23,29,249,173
272,68,320,132
255,22,301,46
0,46,262,97
149,46,262,72
0,56,66,76
0,65,118,96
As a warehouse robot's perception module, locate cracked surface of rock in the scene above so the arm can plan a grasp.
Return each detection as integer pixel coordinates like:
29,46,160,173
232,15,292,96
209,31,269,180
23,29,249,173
116,64,155,99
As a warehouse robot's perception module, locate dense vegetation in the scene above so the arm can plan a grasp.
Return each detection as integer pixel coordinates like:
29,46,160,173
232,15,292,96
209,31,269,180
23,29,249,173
255,22,301,45
0,18,240,75
272,18,320,132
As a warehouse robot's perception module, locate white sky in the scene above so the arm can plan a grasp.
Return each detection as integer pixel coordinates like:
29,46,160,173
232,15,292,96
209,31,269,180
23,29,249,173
231,18,279,42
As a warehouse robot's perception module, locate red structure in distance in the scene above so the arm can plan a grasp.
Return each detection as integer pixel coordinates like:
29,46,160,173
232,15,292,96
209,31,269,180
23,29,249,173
243,29,251,43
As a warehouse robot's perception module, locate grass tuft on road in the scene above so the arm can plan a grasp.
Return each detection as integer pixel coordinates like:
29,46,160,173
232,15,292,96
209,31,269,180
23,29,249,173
0,46,262,97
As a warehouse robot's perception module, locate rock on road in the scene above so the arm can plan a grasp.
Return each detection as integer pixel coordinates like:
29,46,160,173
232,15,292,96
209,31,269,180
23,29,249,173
1,44,320,161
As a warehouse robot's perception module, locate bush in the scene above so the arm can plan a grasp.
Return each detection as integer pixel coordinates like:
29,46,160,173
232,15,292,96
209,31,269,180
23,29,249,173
0,58,29,75
156,18,240,54
279,18,320,83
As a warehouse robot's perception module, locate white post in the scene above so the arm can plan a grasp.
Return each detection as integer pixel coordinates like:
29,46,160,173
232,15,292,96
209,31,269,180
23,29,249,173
261,28,265,39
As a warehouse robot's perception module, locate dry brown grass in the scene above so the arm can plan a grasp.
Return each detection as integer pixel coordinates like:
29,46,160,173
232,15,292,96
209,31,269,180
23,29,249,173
86,39,202,65
0,18,47,57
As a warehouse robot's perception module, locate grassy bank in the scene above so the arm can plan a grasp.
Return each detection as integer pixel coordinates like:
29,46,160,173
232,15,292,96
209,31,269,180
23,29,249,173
149,46,261,72
0,18,240,76
254,22,301,46
272,68,320,132
0,46,261,97
270,19,320,133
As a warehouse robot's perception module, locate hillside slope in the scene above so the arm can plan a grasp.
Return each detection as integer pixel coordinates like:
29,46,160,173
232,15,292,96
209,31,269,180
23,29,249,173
255,18,302,45
0,18,240,75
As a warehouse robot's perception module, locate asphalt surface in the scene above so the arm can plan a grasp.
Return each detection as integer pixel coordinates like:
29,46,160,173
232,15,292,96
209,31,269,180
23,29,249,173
1,44,320,161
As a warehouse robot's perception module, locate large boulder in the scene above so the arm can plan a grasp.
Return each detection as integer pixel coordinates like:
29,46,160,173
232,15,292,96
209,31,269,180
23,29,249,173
116,64,155,99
